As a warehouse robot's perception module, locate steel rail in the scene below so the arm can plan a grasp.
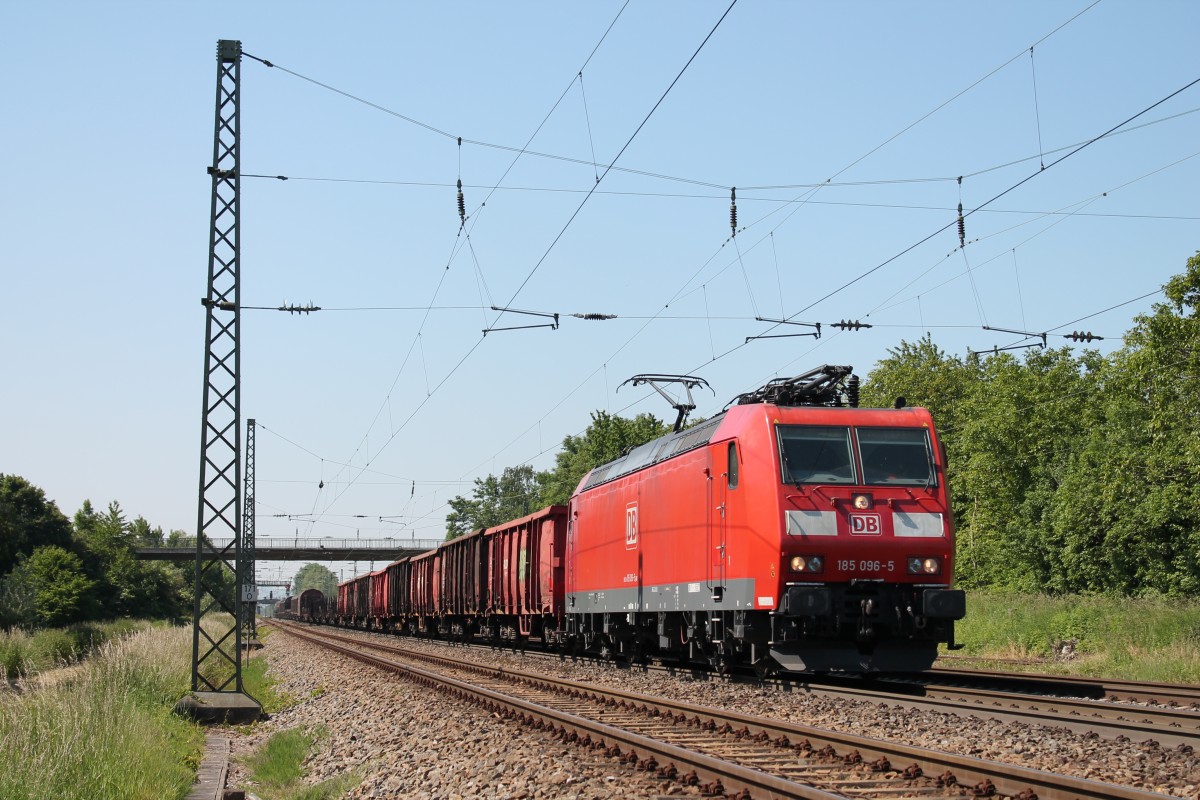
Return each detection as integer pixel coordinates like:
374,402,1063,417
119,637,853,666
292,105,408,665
927,666,1200,707
788,676,1200,749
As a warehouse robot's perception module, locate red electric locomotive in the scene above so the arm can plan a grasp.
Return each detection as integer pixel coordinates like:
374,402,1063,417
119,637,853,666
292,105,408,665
564,365,964,673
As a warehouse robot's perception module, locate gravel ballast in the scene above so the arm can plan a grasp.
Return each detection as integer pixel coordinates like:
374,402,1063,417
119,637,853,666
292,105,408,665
228,631,697,799
229,627,1200,799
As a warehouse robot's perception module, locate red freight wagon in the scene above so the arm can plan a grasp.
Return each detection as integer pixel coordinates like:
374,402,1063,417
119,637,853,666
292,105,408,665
351,573,371,627
438,527,488,639
384,557,412,626
485,506,568,643
298,588,326,623
566,366,964,673
368,568,389,628
409,549,440,634
336,582,351,623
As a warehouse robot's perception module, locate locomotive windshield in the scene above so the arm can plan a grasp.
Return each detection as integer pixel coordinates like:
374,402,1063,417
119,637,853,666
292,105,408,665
858,427,935,486
777,425,936,487
778,426,856,484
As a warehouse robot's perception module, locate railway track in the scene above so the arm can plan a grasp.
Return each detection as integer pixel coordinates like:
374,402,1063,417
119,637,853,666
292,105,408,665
795,673,1200,750
923,667,1200,708
292,619,1200,750
269,620,1183,800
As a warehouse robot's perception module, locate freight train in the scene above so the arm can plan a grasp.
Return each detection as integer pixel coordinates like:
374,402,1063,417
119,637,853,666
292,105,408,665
273,588,330,623
312,366,965,673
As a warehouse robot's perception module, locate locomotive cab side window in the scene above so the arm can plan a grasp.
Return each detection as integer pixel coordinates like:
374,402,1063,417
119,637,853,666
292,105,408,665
857,427,935,486
777,426,855,484
727,441,739,489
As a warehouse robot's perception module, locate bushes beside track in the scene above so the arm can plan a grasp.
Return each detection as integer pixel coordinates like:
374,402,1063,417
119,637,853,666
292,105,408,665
949,592,1200,683
0,624,203,800
1,619,144,681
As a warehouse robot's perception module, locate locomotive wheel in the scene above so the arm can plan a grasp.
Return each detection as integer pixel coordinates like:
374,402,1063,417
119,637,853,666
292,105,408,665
752,656,779,681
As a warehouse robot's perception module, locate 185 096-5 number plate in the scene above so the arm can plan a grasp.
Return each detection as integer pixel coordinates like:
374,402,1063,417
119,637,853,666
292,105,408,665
837,559,894,572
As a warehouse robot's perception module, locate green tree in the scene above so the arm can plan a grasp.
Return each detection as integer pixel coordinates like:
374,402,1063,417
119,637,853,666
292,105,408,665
70,500,190,620
862,335,1102,590
0,475,73,577
860,335,976,436
1050,251,1200,595
949,347,1101,591
293,563,338,597
0,567,36,629
446,465,541,539
128,516,165,547
11,546,95,627
863,252,1200,596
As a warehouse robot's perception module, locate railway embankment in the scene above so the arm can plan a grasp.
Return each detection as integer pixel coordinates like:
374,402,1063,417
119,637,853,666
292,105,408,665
0,623,204,800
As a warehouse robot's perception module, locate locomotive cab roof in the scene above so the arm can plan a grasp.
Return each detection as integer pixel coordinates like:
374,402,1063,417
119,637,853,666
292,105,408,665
579,366,870,493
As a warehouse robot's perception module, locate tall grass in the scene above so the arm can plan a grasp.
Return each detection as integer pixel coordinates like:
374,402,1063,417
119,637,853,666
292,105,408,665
0,624,203,800
1,620,145,681
950,592,1200,683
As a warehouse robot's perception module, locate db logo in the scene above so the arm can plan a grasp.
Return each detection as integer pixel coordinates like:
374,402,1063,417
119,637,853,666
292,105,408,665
849,513,881,536
625,503,639,549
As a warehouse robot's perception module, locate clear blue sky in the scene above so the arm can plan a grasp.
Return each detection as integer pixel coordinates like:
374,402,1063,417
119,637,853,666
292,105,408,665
2,2,1197,586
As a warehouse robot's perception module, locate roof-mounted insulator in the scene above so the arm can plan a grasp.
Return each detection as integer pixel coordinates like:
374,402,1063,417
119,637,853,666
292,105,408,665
456,136,467,227
730,187,737,238
956,176,965,249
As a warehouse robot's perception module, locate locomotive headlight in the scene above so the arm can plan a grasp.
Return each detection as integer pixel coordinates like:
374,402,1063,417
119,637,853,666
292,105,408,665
907,556,942,575
852,493,873,510
789,555,824,573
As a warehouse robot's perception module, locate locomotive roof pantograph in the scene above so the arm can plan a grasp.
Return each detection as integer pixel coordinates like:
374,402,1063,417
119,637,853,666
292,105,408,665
731,364,860,409
617,373,714,433
583,365,863,493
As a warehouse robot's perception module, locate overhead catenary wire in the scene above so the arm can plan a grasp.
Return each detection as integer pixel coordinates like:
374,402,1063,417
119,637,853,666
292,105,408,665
430,276,1163,532
760,74,1200,336
246,6,1190,544
426,6,1178,501
496,0,738,312
865,147,1200,318
308,3,737,525
247,4,636,535
240,100,1200,196
630,80,1200,449
249,125,1196,517
238,172,1200,222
